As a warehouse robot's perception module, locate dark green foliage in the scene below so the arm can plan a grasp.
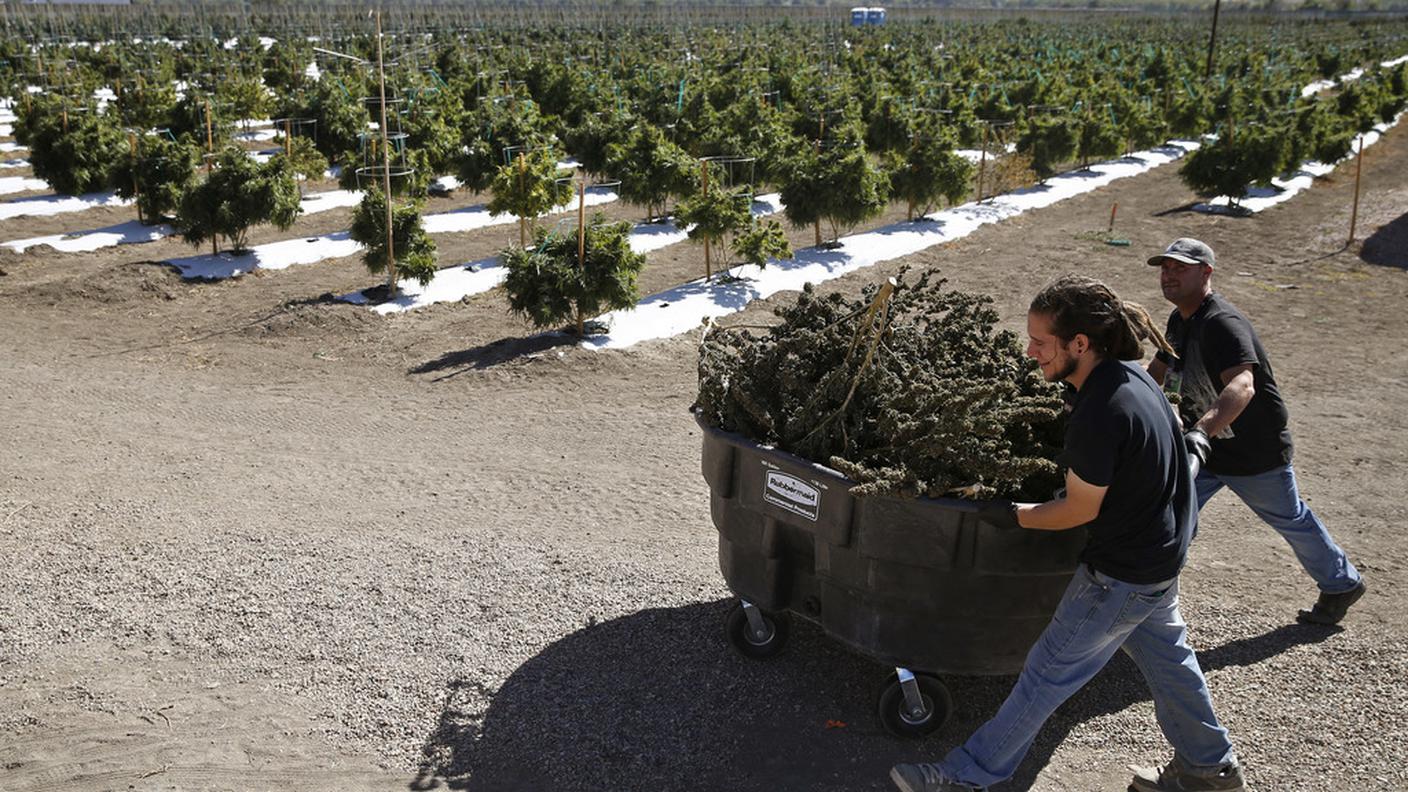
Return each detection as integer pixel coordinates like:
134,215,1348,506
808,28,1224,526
400,80,465,178
458,94,553,193
1017,115,1077,182
488,146,574,248
696,272,1065,500
1075,108,1123,168
732,217,794,269
779,122,889,244
501,214,647,337
112,134,199,224
177,146,302,254
275,135,330,186
605,122,696,221
885,133,974,220
563,109,634,179
166,90,233,151
113,76,177,131
673,182,753,277
300,78,369,164
349,187,439,289
1178,122,1289,209
27,110,127,196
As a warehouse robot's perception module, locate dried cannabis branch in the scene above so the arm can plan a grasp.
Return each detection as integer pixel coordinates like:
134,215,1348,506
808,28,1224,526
696,270,1066,500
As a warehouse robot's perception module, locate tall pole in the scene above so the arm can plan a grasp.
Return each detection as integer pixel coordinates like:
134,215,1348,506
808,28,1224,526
701,160,711,280
1205,0,1222,80
376,10,396,292
1348,136,1364,245
128,131,140,224
577,179,586,338
977,122,989,203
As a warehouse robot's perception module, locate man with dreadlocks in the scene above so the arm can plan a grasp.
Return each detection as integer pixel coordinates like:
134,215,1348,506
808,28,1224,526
1146,238,1364,626
891,276,1245,792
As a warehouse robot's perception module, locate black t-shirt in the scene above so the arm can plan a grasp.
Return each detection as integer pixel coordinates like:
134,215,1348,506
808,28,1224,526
1154,294,1294,476
1065,359,1193,585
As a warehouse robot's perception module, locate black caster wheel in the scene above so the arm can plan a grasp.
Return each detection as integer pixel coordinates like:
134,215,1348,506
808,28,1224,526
724,601,790,659
877,670,952,738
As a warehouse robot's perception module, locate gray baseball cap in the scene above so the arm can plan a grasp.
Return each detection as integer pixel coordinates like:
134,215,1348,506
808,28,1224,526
1147,237,1215,269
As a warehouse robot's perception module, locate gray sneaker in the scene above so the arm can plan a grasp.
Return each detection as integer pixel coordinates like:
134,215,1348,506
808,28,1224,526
1128,757,1246,791
889,763,985,792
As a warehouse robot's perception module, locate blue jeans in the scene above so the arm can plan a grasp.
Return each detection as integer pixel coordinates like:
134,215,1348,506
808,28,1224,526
1196,464,1361,594
938,565,1235,789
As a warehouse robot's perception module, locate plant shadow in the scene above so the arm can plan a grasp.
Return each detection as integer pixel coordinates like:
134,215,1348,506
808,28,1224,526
409,601,1338,792
1359,212,1408,270
410,332,578,379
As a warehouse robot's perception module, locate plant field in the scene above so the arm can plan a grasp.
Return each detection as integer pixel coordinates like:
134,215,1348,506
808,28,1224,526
2,7,1408,792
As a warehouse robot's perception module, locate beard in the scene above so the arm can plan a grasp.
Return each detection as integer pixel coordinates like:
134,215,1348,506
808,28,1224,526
1041,351,1079,383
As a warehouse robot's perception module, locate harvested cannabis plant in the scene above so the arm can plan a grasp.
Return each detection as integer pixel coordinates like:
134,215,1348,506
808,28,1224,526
696,271,1065,500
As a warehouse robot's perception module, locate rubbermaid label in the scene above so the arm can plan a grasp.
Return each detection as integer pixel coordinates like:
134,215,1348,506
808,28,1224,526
763,471,821,522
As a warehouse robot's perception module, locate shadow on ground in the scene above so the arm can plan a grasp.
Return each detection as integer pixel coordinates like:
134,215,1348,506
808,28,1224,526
410,601,1337,792
410,332,578,378
1359,212,1408,269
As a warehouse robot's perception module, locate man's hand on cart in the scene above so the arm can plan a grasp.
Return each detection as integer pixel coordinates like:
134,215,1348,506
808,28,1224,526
977,500,1022,531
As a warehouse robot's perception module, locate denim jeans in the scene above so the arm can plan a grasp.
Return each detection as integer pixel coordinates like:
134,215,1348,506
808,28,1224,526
938,565,1235,789
1196,464,1361,594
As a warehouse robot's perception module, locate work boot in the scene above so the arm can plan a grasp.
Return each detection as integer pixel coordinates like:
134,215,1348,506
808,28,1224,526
1296,579,1367,626
889,763,985,792
1128,756,1246,792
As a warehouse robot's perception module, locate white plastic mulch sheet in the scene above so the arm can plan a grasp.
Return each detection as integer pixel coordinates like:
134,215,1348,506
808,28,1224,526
581,143,1202,351
0,142,25,153
0,191,128,221
340,193,786,315
1301,54,1408,97
0,176,47,195
3,221,174,253
168,188,621,280
1194,111,1404,215
2,189,362,254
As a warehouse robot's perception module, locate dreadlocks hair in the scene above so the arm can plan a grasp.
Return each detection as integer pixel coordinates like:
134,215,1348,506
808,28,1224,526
1029,275,1176,361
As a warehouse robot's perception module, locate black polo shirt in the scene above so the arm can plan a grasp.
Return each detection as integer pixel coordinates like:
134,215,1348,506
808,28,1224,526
1065,359,1193,584
1154,293,1294,476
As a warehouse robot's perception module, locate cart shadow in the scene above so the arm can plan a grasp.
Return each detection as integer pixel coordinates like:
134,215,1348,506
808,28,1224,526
409,603,1336,792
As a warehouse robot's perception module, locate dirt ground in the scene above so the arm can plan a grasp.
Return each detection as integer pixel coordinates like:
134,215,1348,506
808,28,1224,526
1,123,1406,792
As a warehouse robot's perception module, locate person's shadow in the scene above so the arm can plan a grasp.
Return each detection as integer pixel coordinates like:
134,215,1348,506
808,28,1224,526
408,601,1337,791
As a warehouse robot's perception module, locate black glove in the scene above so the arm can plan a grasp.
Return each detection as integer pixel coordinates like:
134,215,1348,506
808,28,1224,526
976,500,1021,531
1184,428,1211,472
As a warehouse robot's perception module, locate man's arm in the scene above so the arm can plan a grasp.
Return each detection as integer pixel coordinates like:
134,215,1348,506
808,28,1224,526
1193,364,1255,437
1014,469,1108,531
1147,357,1169,386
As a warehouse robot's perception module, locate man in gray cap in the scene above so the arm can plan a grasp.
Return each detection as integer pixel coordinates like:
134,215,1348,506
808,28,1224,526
1146,238,1365,625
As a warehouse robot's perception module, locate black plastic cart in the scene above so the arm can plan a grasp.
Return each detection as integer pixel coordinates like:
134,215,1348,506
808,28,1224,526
697,413,1086,737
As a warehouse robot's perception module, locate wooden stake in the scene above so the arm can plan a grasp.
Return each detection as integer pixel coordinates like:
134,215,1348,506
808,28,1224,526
577,179,586,268
1108,202,1119,234
701,160,711,279
1348,135,1364,245
517,152,528,248
977,122,989,203
376,10,396,292
129,131,140,224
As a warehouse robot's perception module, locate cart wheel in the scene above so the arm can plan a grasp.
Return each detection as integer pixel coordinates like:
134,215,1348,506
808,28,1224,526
877,671,952,738
724,602,790,659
